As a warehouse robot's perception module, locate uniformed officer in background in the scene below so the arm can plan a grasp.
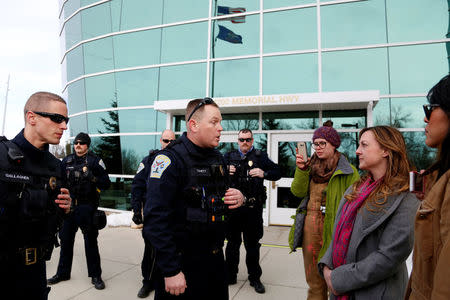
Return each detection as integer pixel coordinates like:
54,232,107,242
224,128,281,294
0,91,72,299
143,98,245,300
47,132,111,290
131,129,175,298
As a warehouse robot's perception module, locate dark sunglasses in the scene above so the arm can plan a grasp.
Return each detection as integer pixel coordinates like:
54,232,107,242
238,138,253,142
33,111,69,124
162,139,175,143
423,104,440,120
186,97,215,121
74,141,87,145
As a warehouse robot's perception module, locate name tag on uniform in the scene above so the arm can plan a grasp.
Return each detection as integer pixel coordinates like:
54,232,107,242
0,171,32,183
150,155,171,179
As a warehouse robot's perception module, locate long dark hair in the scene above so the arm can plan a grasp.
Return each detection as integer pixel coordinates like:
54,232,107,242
427,75,450,179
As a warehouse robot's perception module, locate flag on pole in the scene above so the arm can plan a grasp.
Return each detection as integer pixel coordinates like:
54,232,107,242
217,25,243,44
217,6,246,23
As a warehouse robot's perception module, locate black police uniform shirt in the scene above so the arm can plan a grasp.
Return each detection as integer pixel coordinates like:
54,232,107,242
143,133,228,278
131,149,158,214
61,152,111,205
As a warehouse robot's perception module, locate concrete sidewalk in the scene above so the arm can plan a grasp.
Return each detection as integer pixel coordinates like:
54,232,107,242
47,225,308,300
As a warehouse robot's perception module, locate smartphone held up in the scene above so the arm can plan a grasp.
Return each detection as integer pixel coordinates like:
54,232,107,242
409,171,426,193
297,142,308,160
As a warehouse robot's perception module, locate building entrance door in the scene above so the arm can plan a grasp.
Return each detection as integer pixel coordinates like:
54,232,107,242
268,133,313,225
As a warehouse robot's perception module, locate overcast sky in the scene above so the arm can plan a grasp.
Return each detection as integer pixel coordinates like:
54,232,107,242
0,1,62,140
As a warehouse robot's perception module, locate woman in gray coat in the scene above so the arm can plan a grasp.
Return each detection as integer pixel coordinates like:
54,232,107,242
318,126,419,300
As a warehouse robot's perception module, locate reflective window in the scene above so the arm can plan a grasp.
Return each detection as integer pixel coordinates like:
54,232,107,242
174,115,186,133
322,110,366,129
67,79,87,114
161,22,208,63
264,0,314,9
120,135,159,174
81,0,101,6
115,69,159,106
159,63,206,100
373,98,390,126
322,48,389,94
402,131,437,171
156,111,169,132
321,0,387,48
83,38,114,74
64,0,80,19
118,109,158,133
212,0,259,15
262,111,319,130
100,177,132,210
68,114,88,137
338,132,359,168
66,46,85,82
163,0,209,23
111,0,163,31
278,141,311,178
85,74,117,110
91,136,123,174
114,29,162,69
264,8,317,53
387,0,448,43
389,98,427,129
212,14,259,58
88,110,119,135
211,58,259,97
389,44,449,94
81,2,112,39
221,113,259,131
65,13,82,49
277,187,302,209
263,53,318,94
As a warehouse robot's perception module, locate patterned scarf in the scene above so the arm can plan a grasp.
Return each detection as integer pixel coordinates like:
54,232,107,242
331,177,381,300
310,151,341,183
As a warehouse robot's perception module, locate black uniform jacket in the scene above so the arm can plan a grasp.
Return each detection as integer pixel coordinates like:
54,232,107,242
131,150,158,214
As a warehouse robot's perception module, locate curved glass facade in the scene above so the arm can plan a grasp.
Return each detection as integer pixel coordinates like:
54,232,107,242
59,0,449,211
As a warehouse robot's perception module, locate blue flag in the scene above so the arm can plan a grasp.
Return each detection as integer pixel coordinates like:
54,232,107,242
217,25,243,44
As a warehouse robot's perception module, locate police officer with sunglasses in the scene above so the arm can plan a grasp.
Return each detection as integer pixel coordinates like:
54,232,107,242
224,128,281,293
0,92,72,299
47,132,111,290
131,129,175,298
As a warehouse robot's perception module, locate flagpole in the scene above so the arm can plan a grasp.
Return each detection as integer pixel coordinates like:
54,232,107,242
1,74,10,136
211,0,217,97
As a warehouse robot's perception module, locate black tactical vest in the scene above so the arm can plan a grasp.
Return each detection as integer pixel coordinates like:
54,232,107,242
65,153,98,205
0,137,63,259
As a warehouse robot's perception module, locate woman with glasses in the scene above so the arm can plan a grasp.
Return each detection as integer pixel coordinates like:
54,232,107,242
291,121,359,300
318,126,419,300
405,75,450,300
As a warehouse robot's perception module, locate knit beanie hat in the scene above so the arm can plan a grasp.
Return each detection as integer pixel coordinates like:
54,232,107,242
74,132,91,147
312,120,341,148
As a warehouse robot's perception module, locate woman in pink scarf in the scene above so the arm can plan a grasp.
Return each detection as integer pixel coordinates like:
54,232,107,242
318,126,419,300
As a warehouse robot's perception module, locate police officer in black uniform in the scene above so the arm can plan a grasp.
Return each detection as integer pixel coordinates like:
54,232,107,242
143,98,245,300
224,128,281,294
131,129,175,298
47,132,111,290
0,91,72,300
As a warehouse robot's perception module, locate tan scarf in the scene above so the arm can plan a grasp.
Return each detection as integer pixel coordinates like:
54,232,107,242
309,151,341,183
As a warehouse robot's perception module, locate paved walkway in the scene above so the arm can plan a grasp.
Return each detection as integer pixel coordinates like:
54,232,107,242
47,225,308,299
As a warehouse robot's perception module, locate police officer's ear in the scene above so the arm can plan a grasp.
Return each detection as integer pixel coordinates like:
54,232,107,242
26,111,37,126
188,119,199,132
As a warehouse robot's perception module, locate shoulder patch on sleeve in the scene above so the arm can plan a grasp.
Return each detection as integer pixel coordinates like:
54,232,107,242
98,159,106,170
136,162,145,174
150,154,171,179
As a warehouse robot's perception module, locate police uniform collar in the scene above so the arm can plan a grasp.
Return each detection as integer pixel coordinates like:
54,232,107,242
239,146,253,158
12,129,50,159
181,132,217,157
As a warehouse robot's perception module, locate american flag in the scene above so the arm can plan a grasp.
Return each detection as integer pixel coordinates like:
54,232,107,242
217,6,246,24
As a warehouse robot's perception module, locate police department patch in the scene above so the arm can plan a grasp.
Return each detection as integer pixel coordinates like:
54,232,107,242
136,162,145,174
150,155,171,178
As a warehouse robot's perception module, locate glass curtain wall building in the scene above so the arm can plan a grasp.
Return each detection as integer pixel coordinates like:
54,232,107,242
59,0,449,224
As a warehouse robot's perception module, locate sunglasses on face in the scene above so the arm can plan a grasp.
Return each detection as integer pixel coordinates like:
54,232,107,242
312,141,327,149
238,138,253,142
423,104,440,120
186,97,215,121
33,111,69,124
74,141,87,145
162,139,175,143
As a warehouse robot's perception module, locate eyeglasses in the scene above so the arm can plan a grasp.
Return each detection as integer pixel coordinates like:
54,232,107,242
33,111,69,124
74,141,87,145
162,139,175,143
238,138,253,143
423,104,440,120
312,141,327,149
186,97,215,121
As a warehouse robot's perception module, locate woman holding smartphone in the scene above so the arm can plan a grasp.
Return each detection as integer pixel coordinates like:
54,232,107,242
405,75,450,300
319,126,419,299
291,121,359,300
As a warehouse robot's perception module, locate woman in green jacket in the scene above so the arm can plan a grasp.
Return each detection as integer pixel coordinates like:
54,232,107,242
291,121,359,300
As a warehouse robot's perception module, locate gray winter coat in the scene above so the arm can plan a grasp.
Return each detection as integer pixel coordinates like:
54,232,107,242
319,190,419,300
